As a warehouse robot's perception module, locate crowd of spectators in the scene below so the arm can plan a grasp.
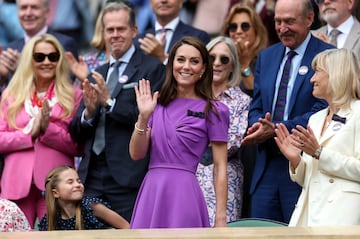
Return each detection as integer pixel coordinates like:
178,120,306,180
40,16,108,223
0,0,359,231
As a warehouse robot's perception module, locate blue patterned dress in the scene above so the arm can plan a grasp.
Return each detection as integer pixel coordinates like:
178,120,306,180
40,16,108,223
38,195,111,230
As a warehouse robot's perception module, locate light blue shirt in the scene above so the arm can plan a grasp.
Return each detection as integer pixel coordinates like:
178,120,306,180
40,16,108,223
272,33,311,121
107,44,135,83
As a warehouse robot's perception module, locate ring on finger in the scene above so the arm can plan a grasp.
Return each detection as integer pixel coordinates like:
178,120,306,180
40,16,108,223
300,141,305,147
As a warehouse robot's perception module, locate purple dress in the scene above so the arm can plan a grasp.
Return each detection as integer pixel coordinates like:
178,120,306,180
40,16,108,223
130,98,229,228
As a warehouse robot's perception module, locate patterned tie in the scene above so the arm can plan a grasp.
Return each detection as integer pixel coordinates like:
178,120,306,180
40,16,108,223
273,51,297,121
329,29,341,47
92,61,121,155
157,28,169,53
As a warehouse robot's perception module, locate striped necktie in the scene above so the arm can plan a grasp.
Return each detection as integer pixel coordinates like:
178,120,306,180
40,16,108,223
273,50,297,121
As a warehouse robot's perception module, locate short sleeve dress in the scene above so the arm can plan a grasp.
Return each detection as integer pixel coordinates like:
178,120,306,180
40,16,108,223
130,98,229,228
38,195,111,230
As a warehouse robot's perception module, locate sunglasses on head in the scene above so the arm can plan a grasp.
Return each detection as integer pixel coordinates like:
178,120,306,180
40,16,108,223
209,54,230,65
228,22,251,33
314,0,336,4
32,52,60,63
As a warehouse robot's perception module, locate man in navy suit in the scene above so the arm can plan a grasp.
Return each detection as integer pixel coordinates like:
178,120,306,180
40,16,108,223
69,2,165,222
241,0,334,223
0,0,78,88
135,0,210,62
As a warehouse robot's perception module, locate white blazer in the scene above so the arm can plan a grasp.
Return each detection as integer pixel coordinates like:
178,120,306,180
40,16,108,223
289,100,360,226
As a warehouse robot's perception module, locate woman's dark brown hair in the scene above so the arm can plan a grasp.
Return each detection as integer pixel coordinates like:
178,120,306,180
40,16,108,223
158,36,215,117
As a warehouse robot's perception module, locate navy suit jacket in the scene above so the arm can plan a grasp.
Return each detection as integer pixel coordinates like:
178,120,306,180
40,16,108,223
69,49,165,189
135,21,210,51
249,35,334,194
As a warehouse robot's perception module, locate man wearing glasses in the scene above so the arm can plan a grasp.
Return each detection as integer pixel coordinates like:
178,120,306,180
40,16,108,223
313,0,360,60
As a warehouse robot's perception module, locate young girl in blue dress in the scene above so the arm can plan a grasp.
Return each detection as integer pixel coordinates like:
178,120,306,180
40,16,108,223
38,166,129,230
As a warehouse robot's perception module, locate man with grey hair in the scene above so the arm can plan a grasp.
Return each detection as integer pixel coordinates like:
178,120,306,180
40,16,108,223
312,0,360,60
0,0,77,89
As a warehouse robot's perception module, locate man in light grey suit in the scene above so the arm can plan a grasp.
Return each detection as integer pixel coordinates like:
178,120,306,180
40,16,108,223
313,0,360,60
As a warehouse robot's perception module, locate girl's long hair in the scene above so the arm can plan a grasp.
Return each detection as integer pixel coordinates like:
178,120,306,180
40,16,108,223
45,166,83,230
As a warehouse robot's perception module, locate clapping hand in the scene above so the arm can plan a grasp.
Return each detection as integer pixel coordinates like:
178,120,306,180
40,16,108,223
66,52,89,83
134,79,158,122
82,78,98,120
0,48,20,76
235,38,255,68
31,99,51,140
241,112,275,145
274,123,320,170
274,123,302,168
40,99,51,133
290,124,320,159
138,34,168,62
312,32,331,45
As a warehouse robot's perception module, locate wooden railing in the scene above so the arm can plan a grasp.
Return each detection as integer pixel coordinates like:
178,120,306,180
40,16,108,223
1,226,360,239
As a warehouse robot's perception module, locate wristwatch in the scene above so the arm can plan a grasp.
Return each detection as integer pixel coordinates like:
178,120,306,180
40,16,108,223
312,146,323,160
105,98,115,111
241,67,251,77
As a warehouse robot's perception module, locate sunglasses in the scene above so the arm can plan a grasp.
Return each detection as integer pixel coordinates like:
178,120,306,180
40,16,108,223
228,22,251,33
314,0,336,4
209,54,230,65
32,52,60,63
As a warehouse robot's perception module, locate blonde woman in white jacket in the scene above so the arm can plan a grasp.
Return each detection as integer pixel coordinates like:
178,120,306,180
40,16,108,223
274,48,360,226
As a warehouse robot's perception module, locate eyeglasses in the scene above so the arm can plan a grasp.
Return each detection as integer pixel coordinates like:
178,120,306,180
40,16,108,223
314,0,337,4
228,22,251,33
32,52,60,63
209,54,230,65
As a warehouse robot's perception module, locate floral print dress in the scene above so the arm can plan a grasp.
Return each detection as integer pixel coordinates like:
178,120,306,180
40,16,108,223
0,198,31,232
196,86,251,226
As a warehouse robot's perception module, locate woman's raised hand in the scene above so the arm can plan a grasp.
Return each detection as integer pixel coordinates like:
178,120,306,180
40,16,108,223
274,123,302,169
134,79,158,122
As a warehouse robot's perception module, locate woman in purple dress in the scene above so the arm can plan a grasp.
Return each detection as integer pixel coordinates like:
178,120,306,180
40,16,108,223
129,36,229,228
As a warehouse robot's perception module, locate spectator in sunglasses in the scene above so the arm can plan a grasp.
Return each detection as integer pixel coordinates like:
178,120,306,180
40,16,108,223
0,33,82,229
221,4,268,218
196,36,251,226
0,0,78,94
221,3,268,97
312,0,360,61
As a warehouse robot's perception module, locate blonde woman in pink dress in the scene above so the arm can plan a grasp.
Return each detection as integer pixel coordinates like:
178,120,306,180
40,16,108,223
0,34,81,228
